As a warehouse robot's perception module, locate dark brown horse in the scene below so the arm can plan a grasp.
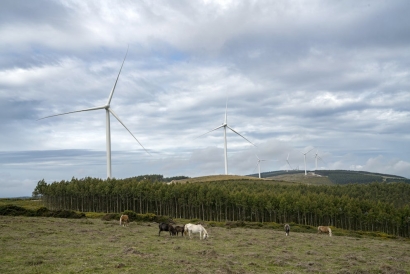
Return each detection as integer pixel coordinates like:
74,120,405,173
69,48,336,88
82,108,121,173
175,225,185,236
158,223,176,236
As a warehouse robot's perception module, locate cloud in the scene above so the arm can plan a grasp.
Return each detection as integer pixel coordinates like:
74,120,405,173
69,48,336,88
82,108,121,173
0,0,409,197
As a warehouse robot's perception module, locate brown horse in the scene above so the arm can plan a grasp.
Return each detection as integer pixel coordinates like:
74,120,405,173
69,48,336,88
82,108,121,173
317,226,332,236
120,215,129,227
175,225,185,236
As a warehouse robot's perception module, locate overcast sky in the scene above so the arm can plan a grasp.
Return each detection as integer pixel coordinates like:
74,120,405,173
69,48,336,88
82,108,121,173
1,0,409,197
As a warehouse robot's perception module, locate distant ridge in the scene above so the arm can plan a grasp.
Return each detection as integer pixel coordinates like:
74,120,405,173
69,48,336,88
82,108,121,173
247,170,409,185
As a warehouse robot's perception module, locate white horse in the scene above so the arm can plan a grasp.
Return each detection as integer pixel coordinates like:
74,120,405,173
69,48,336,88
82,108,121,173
184,223,208,240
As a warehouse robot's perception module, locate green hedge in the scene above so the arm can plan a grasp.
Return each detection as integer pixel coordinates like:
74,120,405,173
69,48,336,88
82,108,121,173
101,210,173,223
0,204,85,219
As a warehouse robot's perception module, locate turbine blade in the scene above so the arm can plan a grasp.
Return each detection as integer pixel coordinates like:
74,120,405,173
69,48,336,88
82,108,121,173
253,162,259,172
287,160,292,169
226,125,256,147
107,45,129,105
303,148,314,155
195,125,225,139
37,105,107,120
108,108,151,155
318,156,327,164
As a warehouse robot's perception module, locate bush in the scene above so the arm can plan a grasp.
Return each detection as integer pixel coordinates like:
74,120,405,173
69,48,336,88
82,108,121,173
0,205,30,216
0,204,85,219
44,210,85,219
153,214,173,223
36,207,50,216
123,210,137,221
101,213,119,221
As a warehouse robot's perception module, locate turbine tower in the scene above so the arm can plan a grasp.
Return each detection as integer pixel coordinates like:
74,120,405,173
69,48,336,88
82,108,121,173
302,148,314,176
198,100,256,175
38,47,150,179
314,150,326,170
255,154,266,178
286,153,292,172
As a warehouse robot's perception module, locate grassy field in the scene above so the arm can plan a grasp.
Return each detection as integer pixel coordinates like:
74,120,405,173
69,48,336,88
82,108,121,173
266,172,333,185
171,175,263,183
0,198,44,210
1,216,409,274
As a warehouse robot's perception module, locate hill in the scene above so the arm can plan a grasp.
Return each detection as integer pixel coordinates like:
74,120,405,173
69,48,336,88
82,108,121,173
169,174,267,184
247,170,410,185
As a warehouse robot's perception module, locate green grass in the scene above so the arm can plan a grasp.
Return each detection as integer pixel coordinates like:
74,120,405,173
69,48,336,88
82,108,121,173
1,216,409,273
266,172,334,185
0,198,45,210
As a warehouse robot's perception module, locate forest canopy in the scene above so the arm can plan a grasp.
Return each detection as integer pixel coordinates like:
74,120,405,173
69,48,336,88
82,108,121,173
32,174,410,238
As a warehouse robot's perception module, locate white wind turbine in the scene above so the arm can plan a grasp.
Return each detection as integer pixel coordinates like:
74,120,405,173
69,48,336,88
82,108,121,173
255,154,267,178
302,148,314,176
197,100,256,175
314,150,326,170
38,47,150,179
286,153,293,172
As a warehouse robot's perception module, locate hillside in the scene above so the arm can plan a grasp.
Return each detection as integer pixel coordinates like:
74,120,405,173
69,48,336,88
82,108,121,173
169,174,266,184
247,170,409,185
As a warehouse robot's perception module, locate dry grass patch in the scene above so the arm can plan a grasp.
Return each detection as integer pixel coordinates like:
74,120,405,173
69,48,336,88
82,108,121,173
0,216,409,273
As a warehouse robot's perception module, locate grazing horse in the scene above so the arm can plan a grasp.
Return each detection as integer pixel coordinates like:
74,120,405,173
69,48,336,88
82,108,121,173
158,222,176,236
284,224,290,236
175,225,185,236
185,223,208,240
119,215,129,227
317,226,332,236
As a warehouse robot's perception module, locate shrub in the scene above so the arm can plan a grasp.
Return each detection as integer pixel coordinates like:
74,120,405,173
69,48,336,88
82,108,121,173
123,210,137,221
153,214,173,223
36,207,50,217
101,213,119,221
0,205,30,216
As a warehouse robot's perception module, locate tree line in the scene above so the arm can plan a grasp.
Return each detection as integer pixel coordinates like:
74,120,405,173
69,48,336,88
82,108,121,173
33,177,410,237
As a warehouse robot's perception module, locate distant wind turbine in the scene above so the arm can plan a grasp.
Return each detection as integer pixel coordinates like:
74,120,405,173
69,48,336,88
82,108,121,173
286,153,292,172
255,154,266,178
302,148,314,176
38,47,150,179
197,100,256,175
314,150,326,170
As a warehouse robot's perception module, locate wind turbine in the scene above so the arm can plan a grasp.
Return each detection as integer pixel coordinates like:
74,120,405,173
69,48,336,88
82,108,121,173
302,148,314,176
254,154,266,178
197,100,256,175
286,153,292,172
314,150,326,170
38,47,150,179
